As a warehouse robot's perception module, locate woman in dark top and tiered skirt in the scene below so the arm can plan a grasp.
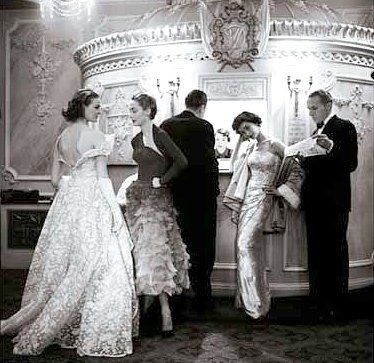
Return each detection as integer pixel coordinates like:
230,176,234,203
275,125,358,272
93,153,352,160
125,94,190,336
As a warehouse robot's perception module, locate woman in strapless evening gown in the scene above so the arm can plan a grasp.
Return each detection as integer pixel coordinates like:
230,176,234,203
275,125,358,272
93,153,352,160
224,112,303,320
125,94,190,335
0,89,138,357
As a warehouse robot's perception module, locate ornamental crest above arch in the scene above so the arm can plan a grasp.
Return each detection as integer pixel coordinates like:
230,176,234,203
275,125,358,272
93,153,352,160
200,0,270,71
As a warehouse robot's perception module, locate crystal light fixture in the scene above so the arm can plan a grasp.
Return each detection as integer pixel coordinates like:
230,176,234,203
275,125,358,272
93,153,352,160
39,0,94,20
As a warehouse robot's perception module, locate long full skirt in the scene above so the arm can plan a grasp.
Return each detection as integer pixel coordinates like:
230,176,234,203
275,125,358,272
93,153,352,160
1,176,138,357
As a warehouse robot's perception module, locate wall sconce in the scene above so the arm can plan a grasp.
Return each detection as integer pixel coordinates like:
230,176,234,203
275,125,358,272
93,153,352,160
287,76,313,117
157,77,180,116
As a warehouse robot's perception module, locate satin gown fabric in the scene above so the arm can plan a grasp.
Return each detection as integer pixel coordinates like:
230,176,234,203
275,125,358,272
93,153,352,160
235,140,281,319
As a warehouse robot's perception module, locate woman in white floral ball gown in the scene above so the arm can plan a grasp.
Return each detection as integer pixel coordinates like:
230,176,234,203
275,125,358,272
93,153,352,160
0,89,138,357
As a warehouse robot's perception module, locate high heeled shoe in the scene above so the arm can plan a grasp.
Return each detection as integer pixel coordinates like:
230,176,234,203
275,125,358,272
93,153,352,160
161,312,174,337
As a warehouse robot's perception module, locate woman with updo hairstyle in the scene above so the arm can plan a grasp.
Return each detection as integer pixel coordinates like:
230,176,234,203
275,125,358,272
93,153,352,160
61,88,100,122
123,93,189,336
1,89,138,357
223,111,304,321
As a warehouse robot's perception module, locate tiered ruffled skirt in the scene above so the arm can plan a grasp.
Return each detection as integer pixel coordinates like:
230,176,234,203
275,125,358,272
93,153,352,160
125,181,190,296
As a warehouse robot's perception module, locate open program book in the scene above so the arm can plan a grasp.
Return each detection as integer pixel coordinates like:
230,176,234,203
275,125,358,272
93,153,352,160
284,137,327,157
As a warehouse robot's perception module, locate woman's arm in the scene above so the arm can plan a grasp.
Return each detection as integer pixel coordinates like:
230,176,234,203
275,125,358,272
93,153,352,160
51,137,62,190
157,130,188,185
93,131,123,232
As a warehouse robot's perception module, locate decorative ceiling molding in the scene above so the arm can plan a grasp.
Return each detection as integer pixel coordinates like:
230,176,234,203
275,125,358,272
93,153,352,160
81,49,209,79
74,20,374,78
269,20,373,45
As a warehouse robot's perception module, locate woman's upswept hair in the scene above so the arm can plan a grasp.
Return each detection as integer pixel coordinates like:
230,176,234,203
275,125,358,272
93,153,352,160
62,89,99,122
132,93,157,120
232,111,262,132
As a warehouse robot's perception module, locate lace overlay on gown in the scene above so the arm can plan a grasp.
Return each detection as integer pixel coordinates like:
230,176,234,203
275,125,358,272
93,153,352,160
236,140,281,319
1,136,138,357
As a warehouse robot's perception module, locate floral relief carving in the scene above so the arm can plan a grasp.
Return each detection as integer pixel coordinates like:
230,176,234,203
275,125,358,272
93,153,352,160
107,116,134,160
333,85,373,143
99,84,141,164
34,95,54,126
111,88,131,115
10,24,46,51
206,81,261,98
29,36,59,127
31,50,56,81
1,166,17,185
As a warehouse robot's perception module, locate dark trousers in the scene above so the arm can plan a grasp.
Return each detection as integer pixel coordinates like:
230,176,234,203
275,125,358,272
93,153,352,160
305,206,349,312
172,182,217,302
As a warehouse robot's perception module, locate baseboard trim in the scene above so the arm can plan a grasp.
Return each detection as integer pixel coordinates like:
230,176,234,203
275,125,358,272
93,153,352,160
212,277,374,297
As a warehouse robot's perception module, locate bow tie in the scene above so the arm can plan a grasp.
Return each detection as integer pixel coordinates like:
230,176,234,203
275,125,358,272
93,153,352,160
311,122,324,136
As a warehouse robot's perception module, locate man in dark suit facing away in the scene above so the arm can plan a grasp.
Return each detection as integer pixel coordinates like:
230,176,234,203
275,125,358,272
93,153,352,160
301,89,358,320
161,90,219,310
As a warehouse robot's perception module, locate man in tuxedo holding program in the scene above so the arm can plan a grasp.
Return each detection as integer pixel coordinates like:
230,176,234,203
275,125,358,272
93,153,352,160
301,89,358,321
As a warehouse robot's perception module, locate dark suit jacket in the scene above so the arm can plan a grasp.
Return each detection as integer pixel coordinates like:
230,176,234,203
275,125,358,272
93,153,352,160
160,110,219,196
301,115,358,211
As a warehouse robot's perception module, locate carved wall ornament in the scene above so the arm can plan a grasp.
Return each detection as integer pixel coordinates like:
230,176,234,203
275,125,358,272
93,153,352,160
265,49,374,68
111,88,132,115
98,82,141,165
29,36,58,127
34,95,54,127
205,80,262,99
5,21,81,180
31,50,56,81
1,166,18,185
200,0,270,71
106,116,134,160
10,23,47,52
333,84,373,143
270,20,373,45
80,51,209,79
74,22,202,65
318,70,337,91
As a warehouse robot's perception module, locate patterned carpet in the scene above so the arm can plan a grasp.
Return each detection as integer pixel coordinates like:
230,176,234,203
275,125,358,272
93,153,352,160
1,270,373,362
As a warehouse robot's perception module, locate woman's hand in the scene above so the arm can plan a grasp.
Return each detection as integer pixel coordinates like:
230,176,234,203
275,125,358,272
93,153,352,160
263,186,281,196
152,177,161,188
